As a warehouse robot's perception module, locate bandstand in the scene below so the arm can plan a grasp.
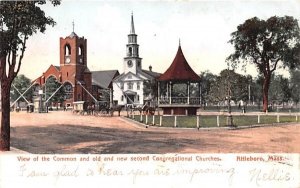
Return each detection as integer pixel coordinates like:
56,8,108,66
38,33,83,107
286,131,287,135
157,43,201,115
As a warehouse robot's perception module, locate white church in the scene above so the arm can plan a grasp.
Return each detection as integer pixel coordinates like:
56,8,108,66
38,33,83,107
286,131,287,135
112,14,160,107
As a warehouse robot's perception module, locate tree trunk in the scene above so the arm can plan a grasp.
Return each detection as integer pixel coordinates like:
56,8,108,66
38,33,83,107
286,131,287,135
262,74,271,112
0,81,11,151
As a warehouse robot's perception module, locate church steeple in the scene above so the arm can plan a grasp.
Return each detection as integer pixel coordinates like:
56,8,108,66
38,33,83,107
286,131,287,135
130,12,135,34
124,13,142,74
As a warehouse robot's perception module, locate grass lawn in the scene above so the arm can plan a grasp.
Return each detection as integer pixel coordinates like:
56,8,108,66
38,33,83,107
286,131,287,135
128,114,300,128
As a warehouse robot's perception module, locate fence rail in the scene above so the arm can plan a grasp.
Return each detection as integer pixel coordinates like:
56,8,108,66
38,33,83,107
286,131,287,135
127,113,300,129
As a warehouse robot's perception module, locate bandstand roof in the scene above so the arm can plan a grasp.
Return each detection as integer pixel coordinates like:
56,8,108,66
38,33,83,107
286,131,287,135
158,45,201,82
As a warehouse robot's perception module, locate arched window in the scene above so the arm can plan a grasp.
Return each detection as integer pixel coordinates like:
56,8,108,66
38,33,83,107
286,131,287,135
128,47,132,57
65,44,71,55
63,82,73,99
121,95,124,101
78,45,83,56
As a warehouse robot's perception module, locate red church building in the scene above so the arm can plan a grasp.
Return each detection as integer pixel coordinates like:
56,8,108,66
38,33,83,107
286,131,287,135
33,31,92,107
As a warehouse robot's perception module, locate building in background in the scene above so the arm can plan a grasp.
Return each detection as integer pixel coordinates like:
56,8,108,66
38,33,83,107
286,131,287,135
113,14,160,107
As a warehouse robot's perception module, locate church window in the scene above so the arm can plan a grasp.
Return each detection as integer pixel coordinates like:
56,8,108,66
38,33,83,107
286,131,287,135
121,95,124,101
78,45,83,55
128,75,132,79
129,47,132,57
137,82,140,90
64,82,73,99
65,44,71,55
128,82,133,90
120,83,124,90
137,95,140,101
137,48,139,56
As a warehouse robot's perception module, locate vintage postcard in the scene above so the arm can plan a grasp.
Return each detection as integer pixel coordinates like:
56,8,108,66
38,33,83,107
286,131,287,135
0,0,299,187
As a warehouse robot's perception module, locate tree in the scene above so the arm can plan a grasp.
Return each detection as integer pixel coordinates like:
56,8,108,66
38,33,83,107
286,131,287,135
268,74,291,107
209,69,251,105
10,74,32,106
290,70,300,106
199,70,217,105
44,76,65,107
0,1,60,151
143,79,157,102
227,16,300,112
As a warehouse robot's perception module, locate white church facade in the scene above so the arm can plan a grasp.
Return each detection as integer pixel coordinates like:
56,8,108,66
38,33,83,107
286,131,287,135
112,14,160,107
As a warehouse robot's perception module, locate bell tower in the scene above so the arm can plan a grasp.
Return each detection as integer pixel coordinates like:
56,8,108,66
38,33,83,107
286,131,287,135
124,13,142,75
59,24,91,103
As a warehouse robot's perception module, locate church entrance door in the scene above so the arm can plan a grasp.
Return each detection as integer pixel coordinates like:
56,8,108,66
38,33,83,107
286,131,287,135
127,95,135,104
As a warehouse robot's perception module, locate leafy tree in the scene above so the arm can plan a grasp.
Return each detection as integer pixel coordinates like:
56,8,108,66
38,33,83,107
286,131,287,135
0,1,60,151
290,70,300,106
199,70,217,105
268,74,291,107
252,75,264,109
10,74,32,105
143,79,157,101
227,16,300,112
209,69,251,105
45,76,65,106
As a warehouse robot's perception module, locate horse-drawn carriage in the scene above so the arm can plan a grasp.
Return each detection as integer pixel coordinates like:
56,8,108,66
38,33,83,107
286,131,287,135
73,101,123,116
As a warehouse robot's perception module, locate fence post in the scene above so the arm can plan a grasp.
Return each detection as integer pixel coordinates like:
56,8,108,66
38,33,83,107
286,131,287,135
174,116,177,127
258,114,260,124
152,115,155,125
296,115,298,122
277,114,280,123
159,116,162,126
217,116,220,127
140,114,143,122
197,116,200,129
133,113,135,119
146,115,148,124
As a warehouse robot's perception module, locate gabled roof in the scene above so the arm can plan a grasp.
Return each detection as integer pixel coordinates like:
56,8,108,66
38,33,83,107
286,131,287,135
91,70,119,89
158,45,201,82
141,69,161,78
113,69,161,82
54,66,60,71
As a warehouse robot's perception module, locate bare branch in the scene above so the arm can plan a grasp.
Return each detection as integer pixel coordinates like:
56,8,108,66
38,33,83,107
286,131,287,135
270,58,281,73
15,34,27,76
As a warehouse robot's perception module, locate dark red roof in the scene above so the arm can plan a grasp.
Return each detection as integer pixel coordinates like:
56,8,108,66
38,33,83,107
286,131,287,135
158,45,201,81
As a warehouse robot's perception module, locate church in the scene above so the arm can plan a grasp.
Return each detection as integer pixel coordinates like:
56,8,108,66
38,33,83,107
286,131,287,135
32,30,93,108
112,14,160,107
32,14,158,108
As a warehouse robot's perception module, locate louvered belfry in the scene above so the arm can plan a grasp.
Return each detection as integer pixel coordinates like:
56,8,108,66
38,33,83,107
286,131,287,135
157,43,202,115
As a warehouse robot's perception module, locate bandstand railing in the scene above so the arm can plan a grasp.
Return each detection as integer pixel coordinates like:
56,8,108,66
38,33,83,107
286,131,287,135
158,97,201,105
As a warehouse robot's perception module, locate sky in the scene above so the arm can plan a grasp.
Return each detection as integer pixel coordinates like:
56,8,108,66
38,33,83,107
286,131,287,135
19,0,300,80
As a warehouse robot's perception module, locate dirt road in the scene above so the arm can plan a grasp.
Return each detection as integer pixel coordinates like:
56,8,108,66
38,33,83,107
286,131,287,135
6,111,300,153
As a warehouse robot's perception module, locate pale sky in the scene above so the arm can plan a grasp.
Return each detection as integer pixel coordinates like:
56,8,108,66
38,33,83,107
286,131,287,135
19,0,300,80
